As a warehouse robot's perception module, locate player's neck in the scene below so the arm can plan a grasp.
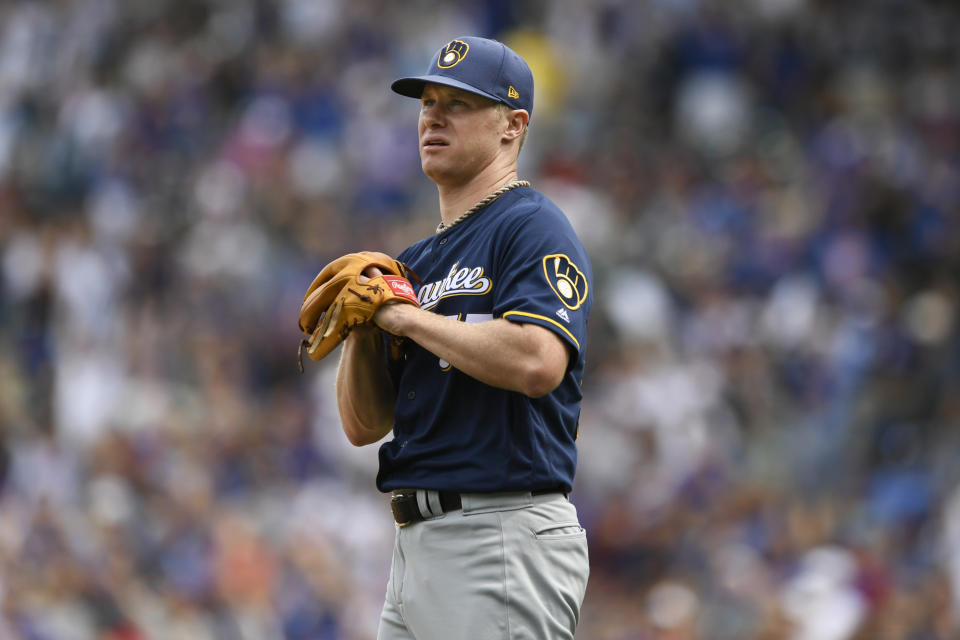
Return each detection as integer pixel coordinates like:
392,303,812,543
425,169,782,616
436,169,519,225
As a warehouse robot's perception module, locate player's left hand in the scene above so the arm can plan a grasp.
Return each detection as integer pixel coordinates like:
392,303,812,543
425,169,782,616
357,266,410,335
298,252,420,369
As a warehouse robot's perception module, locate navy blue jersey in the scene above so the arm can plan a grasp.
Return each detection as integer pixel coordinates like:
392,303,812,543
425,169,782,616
376,187,592,493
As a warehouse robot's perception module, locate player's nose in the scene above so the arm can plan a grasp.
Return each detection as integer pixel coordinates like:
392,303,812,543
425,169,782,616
419,104,445,129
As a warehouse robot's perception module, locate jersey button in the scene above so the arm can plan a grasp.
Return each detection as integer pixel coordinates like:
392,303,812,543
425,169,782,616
407,391,416,400
439,237,448,245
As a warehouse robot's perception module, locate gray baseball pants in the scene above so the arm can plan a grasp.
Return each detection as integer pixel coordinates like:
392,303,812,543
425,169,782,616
376,491,590,640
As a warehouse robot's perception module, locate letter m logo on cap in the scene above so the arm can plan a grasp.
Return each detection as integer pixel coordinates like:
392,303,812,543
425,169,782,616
438,40,469,68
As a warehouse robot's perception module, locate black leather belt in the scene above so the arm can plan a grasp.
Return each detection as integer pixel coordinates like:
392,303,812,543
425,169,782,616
390,489,563,527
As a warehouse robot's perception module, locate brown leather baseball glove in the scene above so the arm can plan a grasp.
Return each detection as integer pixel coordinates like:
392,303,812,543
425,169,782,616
298,251,420,369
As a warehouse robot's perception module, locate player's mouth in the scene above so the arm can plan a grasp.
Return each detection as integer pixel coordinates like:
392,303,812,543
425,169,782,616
422,137,449,151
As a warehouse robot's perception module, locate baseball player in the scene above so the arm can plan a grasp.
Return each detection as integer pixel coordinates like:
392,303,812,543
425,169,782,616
326,37,593,639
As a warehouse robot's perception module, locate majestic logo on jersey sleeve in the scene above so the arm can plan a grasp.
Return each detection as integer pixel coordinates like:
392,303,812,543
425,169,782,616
543,254,588,310
418,262,492,310
438,40,469,69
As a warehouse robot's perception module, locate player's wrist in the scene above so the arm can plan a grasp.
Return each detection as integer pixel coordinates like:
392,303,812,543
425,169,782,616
374,301,417,336
345,324,383,353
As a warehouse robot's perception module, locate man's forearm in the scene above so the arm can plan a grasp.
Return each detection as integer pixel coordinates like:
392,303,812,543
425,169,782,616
377,305,568,398
335,328,396,446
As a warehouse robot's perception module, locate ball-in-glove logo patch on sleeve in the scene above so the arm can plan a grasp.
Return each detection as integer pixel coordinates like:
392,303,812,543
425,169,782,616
542,254,588,310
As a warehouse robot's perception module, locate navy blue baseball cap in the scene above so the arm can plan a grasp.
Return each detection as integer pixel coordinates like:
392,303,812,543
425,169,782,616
392,37,534,116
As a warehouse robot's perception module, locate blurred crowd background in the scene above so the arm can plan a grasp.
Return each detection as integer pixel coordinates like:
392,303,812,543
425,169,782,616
1,0,959,638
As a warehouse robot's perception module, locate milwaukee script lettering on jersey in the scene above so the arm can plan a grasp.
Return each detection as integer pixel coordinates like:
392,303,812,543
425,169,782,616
417,262,491,310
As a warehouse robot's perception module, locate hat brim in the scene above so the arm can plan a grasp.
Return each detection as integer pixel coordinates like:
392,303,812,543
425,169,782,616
391,75,502,104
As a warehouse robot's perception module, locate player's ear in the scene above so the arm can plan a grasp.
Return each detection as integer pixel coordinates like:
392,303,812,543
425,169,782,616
502,109,529,143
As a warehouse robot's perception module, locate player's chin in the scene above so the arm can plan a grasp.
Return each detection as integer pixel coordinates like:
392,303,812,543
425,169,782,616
420,158,459,183
420,148,445,166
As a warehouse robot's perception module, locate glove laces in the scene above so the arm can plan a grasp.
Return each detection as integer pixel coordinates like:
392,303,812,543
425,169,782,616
435,180,530,235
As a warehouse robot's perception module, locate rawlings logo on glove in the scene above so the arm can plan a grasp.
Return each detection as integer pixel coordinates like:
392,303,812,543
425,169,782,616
298,251,420,370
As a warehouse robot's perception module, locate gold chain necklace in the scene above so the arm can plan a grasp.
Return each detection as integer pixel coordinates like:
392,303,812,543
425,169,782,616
435,180,530,235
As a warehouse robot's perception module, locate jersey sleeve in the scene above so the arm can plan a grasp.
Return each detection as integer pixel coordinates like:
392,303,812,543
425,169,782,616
493,207,593,355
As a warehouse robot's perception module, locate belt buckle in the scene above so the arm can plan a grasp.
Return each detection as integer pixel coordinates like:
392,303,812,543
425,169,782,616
391,491,417,527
